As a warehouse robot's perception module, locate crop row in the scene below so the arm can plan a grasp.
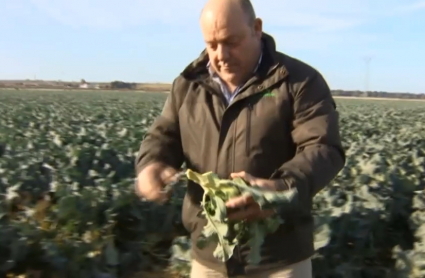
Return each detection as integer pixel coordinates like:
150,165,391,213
0,90,424,277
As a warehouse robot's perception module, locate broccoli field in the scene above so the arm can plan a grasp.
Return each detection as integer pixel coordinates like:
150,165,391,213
0,89,424,278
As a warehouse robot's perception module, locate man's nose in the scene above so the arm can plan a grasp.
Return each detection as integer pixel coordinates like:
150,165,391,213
217,44,229,61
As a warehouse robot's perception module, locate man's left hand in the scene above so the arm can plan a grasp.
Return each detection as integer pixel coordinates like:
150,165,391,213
225,171,283,222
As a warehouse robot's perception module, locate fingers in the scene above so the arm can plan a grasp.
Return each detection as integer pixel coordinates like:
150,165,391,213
227,171,277,222
245,209,276,222
138,176,169,203
225,192,254,208
227,203,259,221
136,166,175,204
227,204,275,222
230,171,255,184
226,171,257,208
160,167,179,183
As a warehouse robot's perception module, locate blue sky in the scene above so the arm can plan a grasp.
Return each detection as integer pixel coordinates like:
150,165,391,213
1,0,424,93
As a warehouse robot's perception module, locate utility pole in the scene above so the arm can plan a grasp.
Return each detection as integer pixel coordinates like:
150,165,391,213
363,56,372,97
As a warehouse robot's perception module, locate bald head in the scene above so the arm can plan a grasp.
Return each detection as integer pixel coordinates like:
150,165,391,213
199,0,262,91
200,0,256,26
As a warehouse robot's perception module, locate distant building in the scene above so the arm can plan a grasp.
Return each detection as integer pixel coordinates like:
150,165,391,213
79,81,99,89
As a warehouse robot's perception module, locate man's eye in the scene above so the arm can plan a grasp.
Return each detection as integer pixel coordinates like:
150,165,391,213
226,40,239,47
207,43,217,49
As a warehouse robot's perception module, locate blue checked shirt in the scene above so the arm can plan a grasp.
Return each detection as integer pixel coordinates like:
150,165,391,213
207,52,263,106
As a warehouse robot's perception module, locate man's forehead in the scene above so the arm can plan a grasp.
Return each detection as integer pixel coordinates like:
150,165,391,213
203,29,243,43
201,18,246,42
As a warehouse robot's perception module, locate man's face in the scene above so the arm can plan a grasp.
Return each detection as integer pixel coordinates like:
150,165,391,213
201,14,262,87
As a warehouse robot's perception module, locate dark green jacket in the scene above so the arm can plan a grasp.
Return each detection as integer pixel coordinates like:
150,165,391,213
135,32,345,276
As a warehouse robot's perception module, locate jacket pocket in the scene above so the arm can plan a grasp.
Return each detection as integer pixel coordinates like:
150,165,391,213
245,103,253,156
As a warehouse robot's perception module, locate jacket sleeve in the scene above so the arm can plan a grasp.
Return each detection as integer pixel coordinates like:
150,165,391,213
134,79,185,176
271,71,346,218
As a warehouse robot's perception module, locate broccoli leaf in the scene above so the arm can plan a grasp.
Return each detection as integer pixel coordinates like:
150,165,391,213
185,169,298,264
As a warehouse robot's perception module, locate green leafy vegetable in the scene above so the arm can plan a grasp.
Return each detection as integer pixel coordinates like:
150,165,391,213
1,90,425,277
185,169,297,264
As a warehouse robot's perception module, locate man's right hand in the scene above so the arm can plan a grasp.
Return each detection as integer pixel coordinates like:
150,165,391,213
135,162,179,204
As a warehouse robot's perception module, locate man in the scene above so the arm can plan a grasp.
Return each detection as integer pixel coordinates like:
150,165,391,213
135,0,345,277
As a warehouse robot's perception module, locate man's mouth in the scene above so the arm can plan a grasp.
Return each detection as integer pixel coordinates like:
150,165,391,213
221,64,236,71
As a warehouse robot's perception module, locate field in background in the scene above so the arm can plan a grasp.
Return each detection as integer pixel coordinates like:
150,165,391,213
1,80,424,100
1,90,424,278
334,96,425,102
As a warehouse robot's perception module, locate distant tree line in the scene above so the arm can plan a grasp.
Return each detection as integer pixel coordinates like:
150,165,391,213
1,80,424,99
108,81,137,90
331,90,425,99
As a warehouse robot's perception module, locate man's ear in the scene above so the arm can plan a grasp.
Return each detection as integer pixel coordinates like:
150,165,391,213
253,18,263,37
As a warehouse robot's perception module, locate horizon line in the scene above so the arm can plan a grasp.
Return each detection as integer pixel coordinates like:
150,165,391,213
0,79,423,95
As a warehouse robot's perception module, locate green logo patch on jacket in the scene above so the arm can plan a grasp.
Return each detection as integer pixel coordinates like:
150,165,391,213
262,90,275,97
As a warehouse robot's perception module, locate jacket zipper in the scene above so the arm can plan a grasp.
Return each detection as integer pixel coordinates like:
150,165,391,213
233,104,253,264
245,103,253,157
231,112,243,263
196,80,226,176
196,80,247,263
